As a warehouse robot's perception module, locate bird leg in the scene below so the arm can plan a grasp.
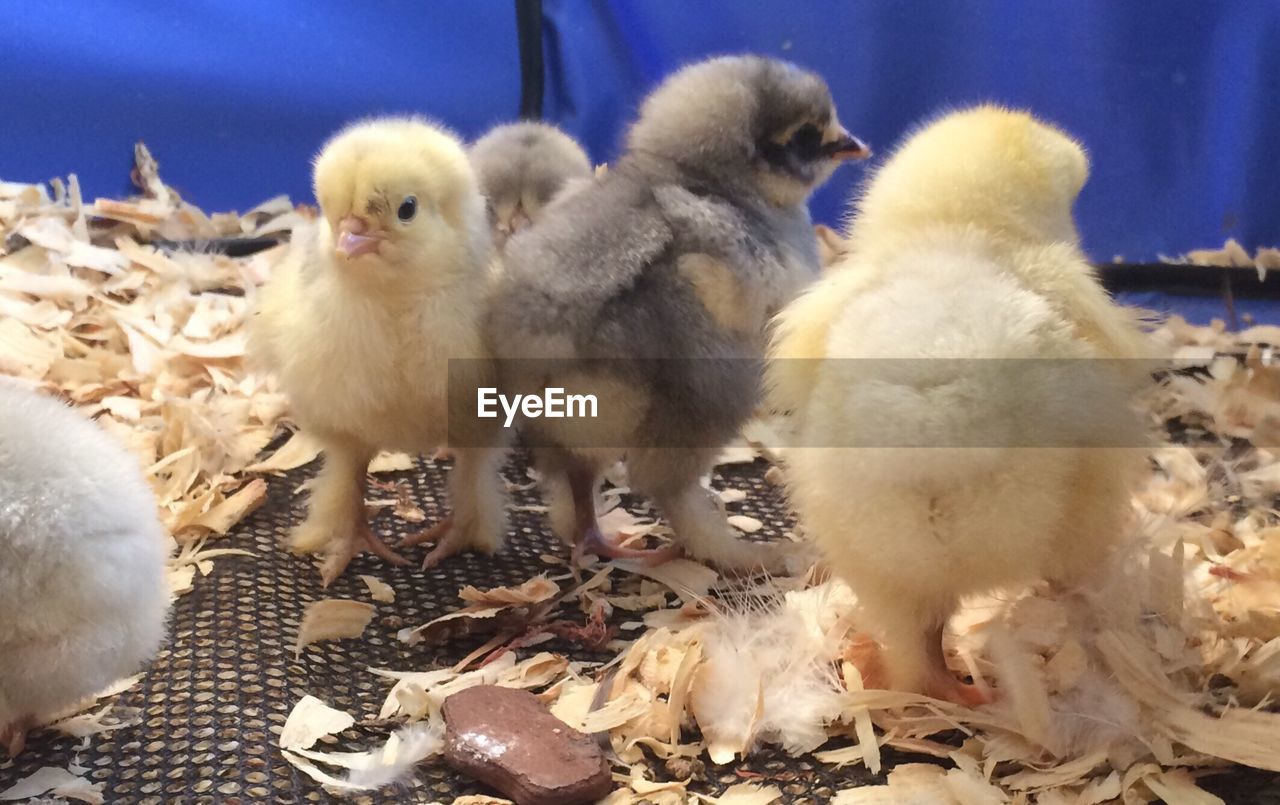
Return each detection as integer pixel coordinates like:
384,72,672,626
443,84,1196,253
418,515,484,570
569,464,682,566
577,525,684,566
399,515,452,550
317,459,410,586
402,448,507,569
625,448,781,574
1,715,34,757
321,519,411,587
859,599,992,706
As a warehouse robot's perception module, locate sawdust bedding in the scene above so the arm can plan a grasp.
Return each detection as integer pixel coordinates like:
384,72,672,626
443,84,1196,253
3,149,1280,804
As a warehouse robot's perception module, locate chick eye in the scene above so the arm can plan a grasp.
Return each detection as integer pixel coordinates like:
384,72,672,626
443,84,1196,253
789,123,823,159
397,196,418,222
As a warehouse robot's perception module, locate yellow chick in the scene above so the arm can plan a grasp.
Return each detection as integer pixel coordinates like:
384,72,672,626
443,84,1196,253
251,118,505,585
768,106,1152,703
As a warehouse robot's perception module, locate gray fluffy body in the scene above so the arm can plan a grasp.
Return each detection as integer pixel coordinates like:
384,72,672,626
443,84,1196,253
486,56,861,569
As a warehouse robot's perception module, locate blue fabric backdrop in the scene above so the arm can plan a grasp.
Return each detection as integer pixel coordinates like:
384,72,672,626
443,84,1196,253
1,1,1276,320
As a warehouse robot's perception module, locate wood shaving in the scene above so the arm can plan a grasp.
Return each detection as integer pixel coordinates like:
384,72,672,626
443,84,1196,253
397,577,561,647
370,652,568,723
279,695,356,750
358,574,396,603
458,575,560,606
612,558,719,603
1185,238,1255,268
694,782,783,803
727,514,763,534
369,450,414,473
0,766,103,804
0,149,297,606
51,704,142,740
246,430,321,473
294,600,376,659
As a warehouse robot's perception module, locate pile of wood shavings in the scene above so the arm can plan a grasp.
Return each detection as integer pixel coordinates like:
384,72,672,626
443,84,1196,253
0,145,309,592
1180,238,1280,275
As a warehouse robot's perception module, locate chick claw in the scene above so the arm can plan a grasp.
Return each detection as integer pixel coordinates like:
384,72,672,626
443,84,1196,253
575,525,683,567
421,538,466,569
924,622,994,707
399,515,452,550
401,515,470,569
320,524,410,587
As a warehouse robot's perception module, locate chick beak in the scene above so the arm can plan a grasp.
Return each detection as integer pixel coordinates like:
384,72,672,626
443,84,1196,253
826,128,872,162
335,215,382,259
509,205,532,234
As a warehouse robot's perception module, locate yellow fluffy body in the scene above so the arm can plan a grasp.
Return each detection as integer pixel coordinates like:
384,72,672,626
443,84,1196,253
768,106,1153,698
250,118,504,582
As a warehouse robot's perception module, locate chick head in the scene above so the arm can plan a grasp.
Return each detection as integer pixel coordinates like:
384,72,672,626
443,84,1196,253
626,55,870,208
855,105,1089,246
313,117,485,276
470,122,592,250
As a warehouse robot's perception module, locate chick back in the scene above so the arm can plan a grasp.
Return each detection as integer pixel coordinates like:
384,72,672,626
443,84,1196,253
488,163,816,451
785,239,1145,601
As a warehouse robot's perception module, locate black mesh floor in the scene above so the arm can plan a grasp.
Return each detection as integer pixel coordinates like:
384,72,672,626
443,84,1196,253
2,453,1279,803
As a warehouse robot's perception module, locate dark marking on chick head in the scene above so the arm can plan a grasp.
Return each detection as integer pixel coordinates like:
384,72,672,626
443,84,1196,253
625,56,868,206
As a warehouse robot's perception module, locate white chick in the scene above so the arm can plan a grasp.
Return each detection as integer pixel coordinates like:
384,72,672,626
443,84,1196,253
0,380,171,756
250,118,506,584
769,106,1152,703
468,121,592,251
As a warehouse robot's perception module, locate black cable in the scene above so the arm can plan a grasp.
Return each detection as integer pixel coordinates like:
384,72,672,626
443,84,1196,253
515,0,545,119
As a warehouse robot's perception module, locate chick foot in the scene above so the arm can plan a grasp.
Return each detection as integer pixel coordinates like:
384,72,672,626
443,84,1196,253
399,516,452,549
925,672,993,707
419,515,510,569
845,625,992,706
563,459,683,567
320,524,410,587
403,515,465,569
400,515,471,569
575,525,684,567
843,632,888,690
1,715,34,757
921,622,993,707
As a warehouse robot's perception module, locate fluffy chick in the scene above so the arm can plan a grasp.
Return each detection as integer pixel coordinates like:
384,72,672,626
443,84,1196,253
250,117,505,584
487,56,868,571
769,106,1152,703
469,122,593,251
0,380,171,756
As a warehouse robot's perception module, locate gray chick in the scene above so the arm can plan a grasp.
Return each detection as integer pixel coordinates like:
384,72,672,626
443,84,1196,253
486,56,869,571
469,122,593,251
